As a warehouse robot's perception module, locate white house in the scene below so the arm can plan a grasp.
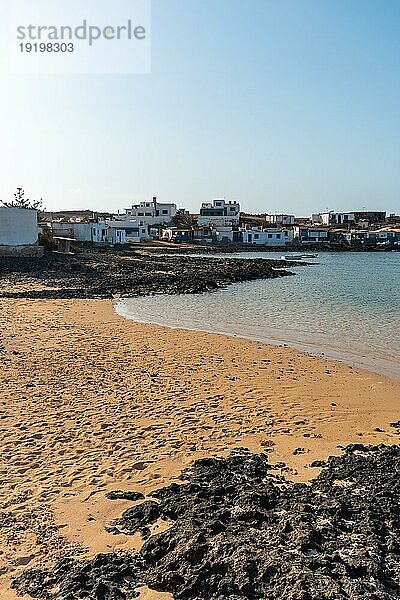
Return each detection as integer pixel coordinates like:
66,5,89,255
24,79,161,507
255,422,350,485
370,228,400,244
294,226,329,243
198,198,240,226
124,197,177,225
52,221,126,245
214,226,236,243
265,214,295,226
344,228,400,246
106,227,126,245
313,211,355,226
0,206,42,256
162,227,192,242
311,213,323,224
107,218,152,243
53,222,103,242
109,196,178,243
243,228,294,246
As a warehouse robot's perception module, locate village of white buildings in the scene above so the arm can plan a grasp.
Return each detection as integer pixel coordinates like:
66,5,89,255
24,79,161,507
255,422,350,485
1,193,400,256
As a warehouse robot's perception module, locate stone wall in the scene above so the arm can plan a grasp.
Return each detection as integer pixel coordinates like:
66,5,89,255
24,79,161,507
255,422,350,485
0,244,44,257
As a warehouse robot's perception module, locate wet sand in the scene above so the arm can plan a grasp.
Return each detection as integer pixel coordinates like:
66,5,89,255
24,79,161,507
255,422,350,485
1,297,399,598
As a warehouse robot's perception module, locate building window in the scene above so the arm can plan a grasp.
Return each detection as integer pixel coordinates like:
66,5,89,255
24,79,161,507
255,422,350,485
138,212,144,216
145,213,152,216
200,209,224,216
268,234,273,238
162,210,168,215
276,234,281,239
254,234,259,239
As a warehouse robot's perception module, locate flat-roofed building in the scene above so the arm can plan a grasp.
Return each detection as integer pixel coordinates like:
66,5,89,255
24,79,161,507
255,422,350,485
265,213,295,226
0,206,43,256
125,197,177,225
243,227,294,246
198,198,240,226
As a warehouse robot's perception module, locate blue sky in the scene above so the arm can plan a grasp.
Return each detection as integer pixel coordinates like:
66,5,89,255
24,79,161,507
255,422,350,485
1,0,400,215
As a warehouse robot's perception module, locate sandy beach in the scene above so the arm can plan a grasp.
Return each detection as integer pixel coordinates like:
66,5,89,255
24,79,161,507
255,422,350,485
1,296,400,598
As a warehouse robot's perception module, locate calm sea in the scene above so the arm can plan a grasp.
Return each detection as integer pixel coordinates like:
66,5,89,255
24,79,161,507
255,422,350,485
116,252,400,380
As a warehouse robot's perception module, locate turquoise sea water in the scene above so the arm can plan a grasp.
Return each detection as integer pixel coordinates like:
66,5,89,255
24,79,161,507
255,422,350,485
116,252,400,380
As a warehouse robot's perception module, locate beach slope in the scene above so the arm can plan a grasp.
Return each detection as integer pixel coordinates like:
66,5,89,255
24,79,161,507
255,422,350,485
1,298,399,597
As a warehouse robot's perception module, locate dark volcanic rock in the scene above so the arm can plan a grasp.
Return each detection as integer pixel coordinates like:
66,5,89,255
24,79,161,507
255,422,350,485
0,250,297,300
106,491,145,502
13,553,144,599
13,445,400,599
107,500,163,539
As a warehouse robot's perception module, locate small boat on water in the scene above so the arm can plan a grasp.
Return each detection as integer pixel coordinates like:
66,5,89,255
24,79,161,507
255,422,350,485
281,253,318,260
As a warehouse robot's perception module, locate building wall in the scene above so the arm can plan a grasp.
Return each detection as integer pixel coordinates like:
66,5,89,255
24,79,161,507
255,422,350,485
319,212,355,226
192,227,213,240
294,226,329,242
108,219,151,242
0,207,38,246
353,211,386,223
52,222,125,244
244,228,293,246
198,199,240,226
266,214,295,225
308,230,328,240
52,222,106,242
107,228,126,244
52,223,75,239
372,229,400,241
311,213,323,224
125,226,151,242
163,228,191,241
126,199,177,225
214,226,235,243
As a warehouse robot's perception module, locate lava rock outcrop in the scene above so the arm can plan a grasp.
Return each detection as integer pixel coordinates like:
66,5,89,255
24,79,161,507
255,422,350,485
13,444,400,599
0,250,296,300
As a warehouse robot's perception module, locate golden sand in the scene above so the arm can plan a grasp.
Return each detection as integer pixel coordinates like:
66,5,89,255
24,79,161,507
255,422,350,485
1,298,399,598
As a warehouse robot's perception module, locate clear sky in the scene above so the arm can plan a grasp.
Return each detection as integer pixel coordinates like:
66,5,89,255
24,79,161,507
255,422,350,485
1,0,399,215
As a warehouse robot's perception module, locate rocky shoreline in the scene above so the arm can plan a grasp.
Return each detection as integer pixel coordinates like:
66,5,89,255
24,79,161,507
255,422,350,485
13,439,400,599
0,248,301,300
